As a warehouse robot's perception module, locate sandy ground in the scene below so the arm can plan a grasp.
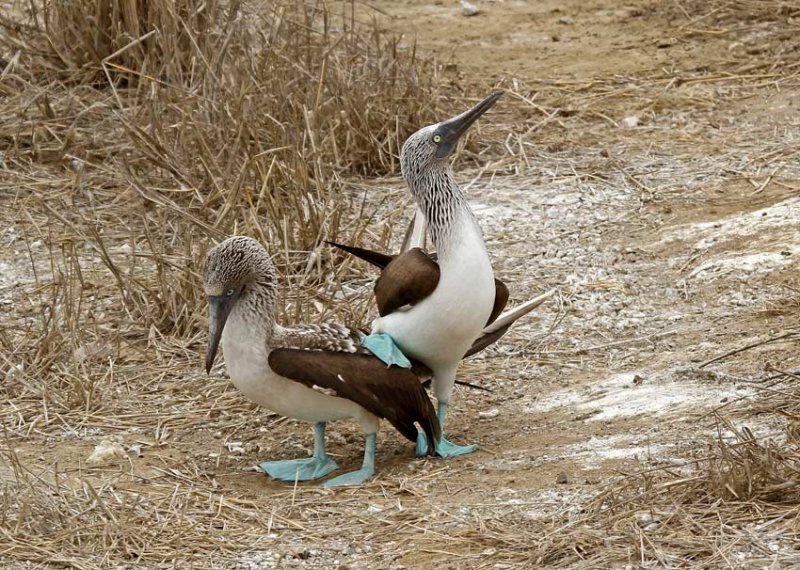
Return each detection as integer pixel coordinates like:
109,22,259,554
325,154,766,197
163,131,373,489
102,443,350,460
2,0,800,568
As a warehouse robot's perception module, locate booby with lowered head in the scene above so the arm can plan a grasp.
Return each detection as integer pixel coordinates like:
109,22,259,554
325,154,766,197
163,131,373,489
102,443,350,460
345,91,512,457
203,236,441,486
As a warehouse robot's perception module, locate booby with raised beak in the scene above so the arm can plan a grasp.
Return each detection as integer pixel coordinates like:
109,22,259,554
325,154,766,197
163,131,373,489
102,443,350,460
335,92,526,457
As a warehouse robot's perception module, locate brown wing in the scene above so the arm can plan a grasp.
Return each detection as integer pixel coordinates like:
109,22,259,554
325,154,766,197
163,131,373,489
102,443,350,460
463,323,512,358
465,289,557,358
328,242,509,326
268,349,441,450
374,248,440,317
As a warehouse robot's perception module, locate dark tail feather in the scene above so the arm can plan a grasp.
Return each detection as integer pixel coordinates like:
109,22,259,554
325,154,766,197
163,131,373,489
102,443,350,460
326,241,393,269
463,324,512,358
422,378,493,393
487,279,510,326
386,379,440,450
419,393,441,453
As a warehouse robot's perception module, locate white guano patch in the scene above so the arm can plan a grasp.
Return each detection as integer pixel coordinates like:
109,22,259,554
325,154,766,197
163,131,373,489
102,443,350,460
525,370,751,422
658,195,800,282
689,249,797,281
663,196,800,249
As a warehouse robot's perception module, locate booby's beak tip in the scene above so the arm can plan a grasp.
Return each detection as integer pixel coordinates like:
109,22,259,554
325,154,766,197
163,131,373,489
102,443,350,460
434,90,505,159
205,332,221,375
205,346,218,375
473,89,505,111
489,90,505,101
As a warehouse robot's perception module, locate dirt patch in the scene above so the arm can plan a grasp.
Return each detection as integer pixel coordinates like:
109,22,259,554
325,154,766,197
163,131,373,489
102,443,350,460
365,0,798,82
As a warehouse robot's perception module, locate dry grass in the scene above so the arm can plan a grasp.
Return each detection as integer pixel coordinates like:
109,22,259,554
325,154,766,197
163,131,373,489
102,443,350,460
2,0,800,568
0,0,463,367
1,0,458,299
0,0,506,566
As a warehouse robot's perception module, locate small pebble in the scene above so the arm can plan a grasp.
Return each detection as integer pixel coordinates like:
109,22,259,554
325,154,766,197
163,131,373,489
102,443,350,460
87,440,128,464
226,441,245,454
621,115,639,128
461,0,480,16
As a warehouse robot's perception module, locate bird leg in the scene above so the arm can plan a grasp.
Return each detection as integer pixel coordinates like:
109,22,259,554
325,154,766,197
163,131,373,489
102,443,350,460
415,402,477,458
260,422,339,481
323,433,377,487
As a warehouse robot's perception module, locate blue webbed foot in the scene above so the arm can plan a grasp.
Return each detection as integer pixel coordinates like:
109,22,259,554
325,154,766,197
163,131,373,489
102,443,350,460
323,432,377,487
362,333,412,368
416,432,477,458
322,465,375,487
434,436,477,457
260,455,339,482
261,422,338,482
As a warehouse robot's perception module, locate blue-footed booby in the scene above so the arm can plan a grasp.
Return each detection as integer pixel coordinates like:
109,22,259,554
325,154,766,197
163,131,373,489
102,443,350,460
203,236,441,486
334,91,531,458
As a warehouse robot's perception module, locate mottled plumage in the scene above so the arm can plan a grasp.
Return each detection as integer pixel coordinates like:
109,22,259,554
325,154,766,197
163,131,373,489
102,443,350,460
274,323,366,353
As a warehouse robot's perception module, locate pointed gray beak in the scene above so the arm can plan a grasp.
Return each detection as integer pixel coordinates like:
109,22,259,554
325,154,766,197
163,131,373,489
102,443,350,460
206,295,235,374
434,91,504,159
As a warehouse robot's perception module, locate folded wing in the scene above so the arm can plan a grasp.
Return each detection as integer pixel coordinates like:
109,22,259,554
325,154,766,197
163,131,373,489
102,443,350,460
268,349,441,450
328,241,509,324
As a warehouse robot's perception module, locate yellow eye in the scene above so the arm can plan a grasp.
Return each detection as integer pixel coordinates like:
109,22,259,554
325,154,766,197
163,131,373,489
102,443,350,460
432,134,442,144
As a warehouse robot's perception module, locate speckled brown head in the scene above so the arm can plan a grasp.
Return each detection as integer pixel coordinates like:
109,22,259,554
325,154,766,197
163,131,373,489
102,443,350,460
203,236,278,373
